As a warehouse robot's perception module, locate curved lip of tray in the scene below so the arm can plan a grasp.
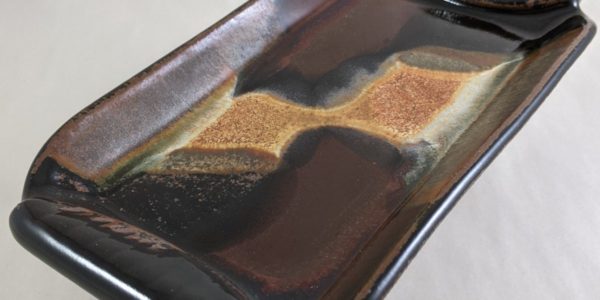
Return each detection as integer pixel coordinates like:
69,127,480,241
367,26,595,298
9,1,596,299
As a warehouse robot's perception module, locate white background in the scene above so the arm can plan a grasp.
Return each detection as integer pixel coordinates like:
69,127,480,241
1,1,598,299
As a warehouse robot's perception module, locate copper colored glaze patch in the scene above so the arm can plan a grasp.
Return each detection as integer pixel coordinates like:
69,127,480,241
161,59,474,174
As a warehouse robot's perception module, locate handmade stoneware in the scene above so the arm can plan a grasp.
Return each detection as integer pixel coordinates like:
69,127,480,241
10,0,595,299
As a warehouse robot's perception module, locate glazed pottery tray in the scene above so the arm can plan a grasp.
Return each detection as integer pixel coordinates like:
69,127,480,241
10,0,595,299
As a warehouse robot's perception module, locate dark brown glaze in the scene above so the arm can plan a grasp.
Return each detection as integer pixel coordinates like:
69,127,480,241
209,129,420,297
18,0,594,299
98,128,425,298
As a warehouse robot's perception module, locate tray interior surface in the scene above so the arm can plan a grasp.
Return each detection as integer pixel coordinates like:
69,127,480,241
13,0,593,299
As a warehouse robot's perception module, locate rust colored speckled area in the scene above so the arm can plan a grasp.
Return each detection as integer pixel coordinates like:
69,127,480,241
158,57,476,175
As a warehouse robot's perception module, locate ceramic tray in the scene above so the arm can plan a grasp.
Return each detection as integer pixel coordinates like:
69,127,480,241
10,0,595,299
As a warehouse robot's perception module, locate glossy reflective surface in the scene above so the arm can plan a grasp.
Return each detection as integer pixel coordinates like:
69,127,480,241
11,0,594,299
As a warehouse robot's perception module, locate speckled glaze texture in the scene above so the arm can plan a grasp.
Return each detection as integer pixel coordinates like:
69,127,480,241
10,0,594,299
